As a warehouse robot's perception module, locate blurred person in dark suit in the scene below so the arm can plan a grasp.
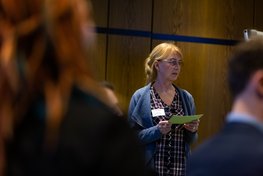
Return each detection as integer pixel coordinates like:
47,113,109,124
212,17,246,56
187,37,263,176
0,0,148,175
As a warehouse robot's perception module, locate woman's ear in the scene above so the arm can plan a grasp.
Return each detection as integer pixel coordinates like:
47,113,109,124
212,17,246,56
253,70,263,99
154,61,159,71
258,74,263,98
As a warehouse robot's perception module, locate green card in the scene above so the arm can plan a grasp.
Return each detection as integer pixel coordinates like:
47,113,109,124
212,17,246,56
169,114,203,124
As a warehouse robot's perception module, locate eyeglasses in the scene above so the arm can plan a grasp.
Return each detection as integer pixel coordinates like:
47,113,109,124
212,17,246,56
160,59,183,67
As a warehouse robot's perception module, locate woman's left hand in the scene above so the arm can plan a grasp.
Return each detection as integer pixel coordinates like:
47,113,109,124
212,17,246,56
184,120,200,133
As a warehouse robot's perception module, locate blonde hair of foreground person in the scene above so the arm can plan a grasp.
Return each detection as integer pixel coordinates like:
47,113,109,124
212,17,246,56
0,0,112,173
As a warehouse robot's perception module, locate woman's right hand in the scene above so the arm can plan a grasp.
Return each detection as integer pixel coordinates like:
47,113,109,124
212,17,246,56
158,120,172,135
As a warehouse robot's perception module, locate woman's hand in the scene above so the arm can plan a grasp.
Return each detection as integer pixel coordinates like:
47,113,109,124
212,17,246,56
184,120,200,133
158,120,172,135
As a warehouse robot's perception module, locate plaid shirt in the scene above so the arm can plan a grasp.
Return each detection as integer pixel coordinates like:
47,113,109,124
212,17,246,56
150,86,186,176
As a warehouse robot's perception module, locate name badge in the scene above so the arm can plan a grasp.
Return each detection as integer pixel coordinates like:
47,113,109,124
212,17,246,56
151,109,165,117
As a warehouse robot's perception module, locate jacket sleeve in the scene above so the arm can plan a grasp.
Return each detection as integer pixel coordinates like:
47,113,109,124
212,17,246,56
137,126,161,144
128,91,162,145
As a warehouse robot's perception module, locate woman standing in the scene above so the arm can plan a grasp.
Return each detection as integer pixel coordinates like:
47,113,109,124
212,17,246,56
128,42,199,176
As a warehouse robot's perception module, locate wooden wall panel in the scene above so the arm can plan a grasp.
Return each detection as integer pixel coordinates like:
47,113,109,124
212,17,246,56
107,36,151,112
153,0,253,40
109,0,152,30
107,0,152,114
90,0,108,80
89,34,107,80
254,0,263,31
178,43,233,142
90,0,108,27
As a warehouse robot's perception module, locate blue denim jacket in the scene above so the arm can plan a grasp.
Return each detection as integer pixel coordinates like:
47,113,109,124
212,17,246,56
128,84,197,169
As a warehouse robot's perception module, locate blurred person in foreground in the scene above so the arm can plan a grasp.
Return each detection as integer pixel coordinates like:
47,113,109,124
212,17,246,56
187,37,263,176
0,0,148,175
100,81,123,117
128,42,199,176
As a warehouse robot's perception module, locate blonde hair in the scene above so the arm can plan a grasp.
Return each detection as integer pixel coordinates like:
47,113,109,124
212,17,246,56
144,42,183,84
0,0,109,172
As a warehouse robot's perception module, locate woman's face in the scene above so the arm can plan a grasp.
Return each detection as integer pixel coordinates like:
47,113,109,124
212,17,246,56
155,52,182,82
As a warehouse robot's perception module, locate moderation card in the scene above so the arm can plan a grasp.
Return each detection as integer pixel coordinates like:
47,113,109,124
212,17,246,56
169,114,203,124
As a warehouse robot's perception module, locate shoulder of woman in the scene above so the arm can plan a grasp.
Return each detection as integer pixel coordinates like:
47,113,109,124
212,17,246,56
132,84,150,96
175,86,193,98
